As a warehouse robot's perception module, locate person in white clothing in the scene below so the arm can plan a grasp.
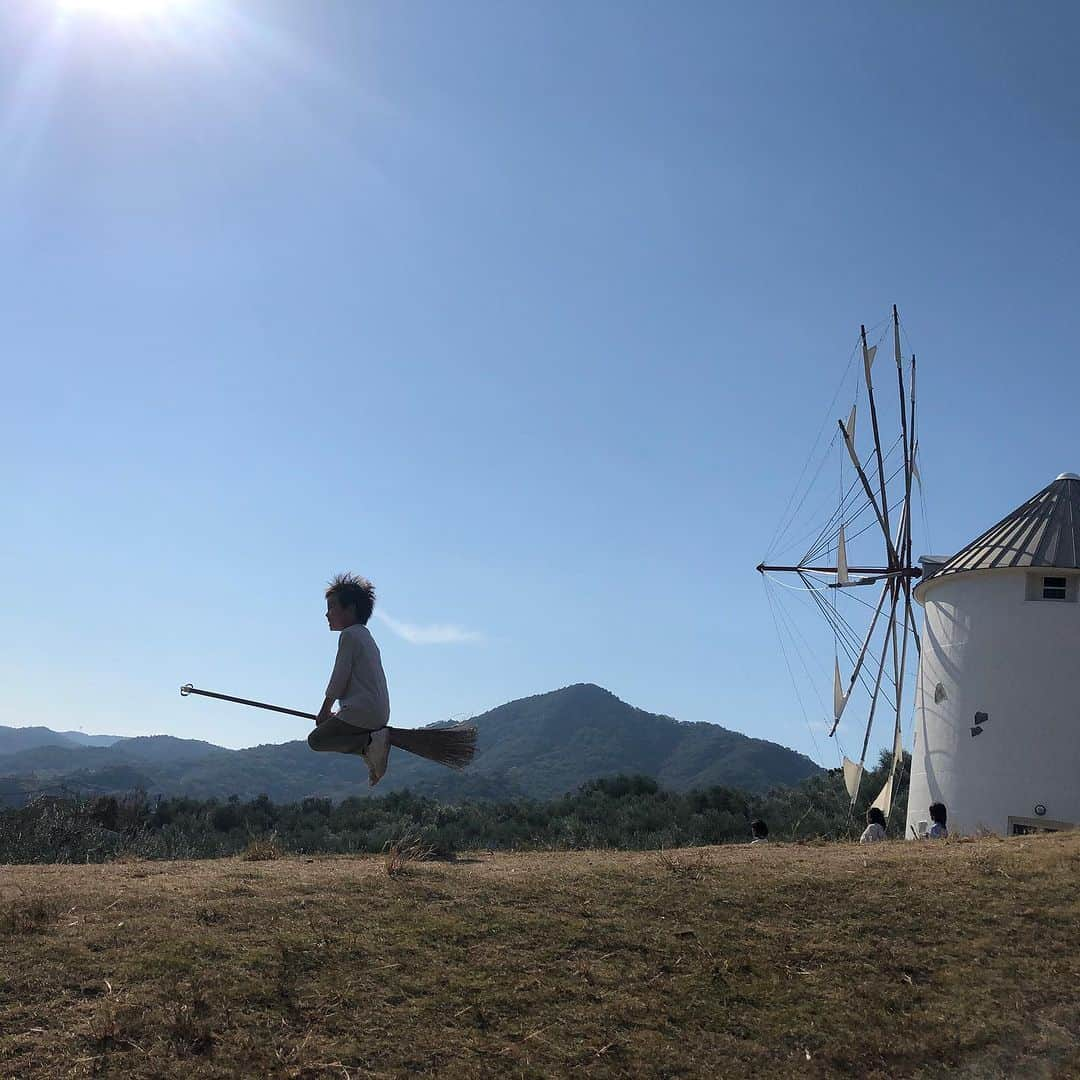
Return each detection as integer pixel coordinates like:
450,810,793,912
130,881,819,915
307,573,392,786
927,802,948,839
859,806,887,843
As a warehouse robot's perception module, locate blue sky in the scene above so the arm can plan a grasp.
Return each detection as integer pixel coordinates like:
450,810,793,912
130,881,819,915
2,1,1078,764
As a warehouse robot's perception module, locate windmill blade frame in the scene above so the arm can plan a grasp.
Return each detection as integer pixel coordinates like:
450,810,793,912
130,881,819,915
758,306,923,814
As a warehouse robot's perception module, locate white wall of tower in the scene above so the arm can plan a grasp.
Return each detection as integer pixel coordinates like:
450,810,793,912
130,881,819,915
907,567,1080,837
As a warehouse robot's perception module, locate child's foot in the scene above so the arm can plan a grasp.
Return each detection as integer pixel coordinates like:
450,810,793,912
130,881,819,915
364,727,391,787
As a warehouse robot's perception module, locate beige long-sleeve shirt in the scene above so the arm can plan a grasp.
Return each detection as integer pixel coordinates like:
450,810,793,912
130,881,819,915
325,623,390,729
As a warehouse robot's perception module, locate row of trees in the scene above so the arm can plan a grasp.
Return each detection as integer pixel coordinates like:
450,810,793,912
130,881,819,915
0,751,909,864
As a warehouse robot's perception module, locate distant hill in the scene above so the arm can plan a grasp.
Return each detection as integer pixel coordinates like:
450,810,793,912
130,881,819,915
0,727,122,756
383,684,823,800
109,735,233,765
54,731,124,748
0,684,821,804
0,726,81,756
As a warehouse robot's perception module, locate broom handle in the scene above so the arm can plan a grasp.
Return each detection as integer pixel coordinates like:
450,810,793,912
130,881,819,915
180,683,317,721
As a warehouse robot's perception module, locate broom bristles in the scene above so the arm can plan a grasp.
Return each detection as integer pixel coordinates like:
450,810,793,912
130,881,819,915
387,724,477,770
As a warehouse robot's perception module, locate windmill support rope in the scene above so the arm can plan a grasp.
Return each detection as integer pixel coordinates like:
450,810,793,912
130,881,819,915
769,575,895,744
765,317,896,563
800,572,864,663
776,433,905,570
781,567,873,669
839,418,903,570
770,572,899,716
763,578,826,762
763,556,914,678
801,445,907,565
772,572,864,665
802,573,898,721
763,330,876,560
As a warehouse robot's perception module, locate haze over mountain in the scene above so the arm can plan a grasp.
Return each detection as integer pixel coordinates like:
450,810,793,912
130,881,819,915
0,727,123,756
0,685,820,806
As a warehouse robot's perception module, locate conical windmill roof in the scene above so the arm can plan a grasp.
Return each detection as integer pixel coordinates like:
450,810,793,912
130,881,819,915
923,473,1080,584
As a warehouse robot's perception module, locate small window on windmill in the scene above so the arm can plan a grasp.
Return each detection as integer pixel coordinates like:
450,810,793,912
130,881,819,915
934,683,947,703
1009,816,1072,835
1043,576,1068,600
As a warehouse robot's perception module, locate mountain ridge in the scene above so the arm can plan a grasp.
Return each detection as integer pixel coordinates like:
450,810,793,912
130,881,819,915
0,683,821,805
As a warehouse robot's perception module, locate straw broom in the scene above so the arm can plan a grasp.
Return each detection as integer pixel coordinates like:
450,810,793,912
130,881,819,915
179,684,477,769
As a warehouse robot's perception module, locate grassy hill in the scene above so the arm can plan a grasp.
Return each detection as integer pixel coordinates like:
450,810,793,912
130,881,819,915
0,684,821,804
1,833,1077,1077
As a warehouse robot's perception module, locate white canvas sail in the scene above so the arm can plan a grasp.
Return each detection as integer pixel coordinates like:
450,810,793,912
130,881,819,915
870,724,905,817
862,343,877,384
841,406,863,474
870,773,894,816
833,658,848,721
842,756,863,800
837,525,849,585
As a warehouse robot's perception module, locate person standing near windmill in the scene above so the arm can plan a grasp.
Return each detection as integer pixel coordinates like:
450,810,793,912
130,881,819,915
308,573,392,786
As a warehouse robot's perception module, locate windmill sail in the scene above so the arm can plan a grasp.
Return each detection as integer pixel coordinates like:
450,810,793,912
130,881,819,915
833,657,847,721
870,772,894,815
841,408,861,471
842,756,864,801
871,708,907,817
758,305,922,824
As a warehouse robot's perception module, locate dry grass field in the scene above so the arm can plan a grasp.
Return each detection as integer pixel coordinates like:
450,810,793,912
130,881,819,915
2,832,1079,1078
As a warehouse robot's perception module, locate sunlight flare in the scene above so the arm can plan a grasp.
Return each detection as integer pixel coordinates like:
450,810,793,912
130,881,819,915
58,0,195,19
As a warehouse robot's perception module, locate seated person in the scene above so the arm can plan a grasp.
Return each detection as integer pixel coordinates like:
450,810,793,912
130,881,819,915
859,806,887,843
927,802,948,839
749,819,769,844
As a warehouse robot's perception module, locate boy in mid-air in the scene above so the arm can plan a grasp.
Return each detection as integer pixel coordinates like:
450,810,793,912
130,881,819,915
307,573,392,786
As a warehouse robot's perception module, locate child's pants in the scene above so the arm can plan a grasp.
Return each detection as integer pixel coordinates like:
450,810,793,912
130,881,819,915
307,712,382,755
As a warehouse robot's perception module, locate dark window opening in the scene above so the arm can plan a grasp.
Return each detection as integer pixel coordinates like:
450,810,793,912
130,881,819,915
1011,822,1060,836
1009,815,1073,835
1043,576,1067,600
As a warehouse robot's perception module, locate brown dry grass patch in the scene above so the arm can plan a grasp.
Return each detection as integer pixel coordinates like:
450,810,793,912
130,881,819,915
383,834,433,878
241,835,283,862
1,833,1079,1077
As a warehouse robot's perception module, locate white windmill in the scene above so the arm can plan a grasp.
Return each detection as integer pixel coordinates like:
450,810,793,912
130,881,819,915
758,306,923,820
906,474,1080,837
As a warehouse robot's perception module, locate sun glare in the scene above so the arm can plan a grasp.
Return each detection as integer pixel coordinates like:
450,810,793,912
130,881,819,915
60,0,193,18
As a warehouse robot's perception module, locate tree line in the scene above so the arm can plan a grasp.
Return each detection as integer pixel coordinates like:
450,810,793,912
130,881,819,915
0,750,908,864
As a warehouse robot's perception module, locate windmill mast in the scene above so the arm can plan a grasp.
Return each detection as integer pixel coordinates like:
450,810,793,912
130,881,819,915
757,306,923,813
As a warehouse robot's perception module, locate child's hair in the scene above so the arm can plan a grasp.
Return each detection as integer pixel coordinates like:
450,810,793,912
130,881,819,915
326,573,376,625
929,802,947,826
750,819,768,839
866,807,886,828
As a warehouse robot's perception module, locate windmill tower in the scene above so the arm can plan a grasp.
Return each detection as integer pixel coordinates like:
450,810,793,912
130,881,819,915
906,474,1080,837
